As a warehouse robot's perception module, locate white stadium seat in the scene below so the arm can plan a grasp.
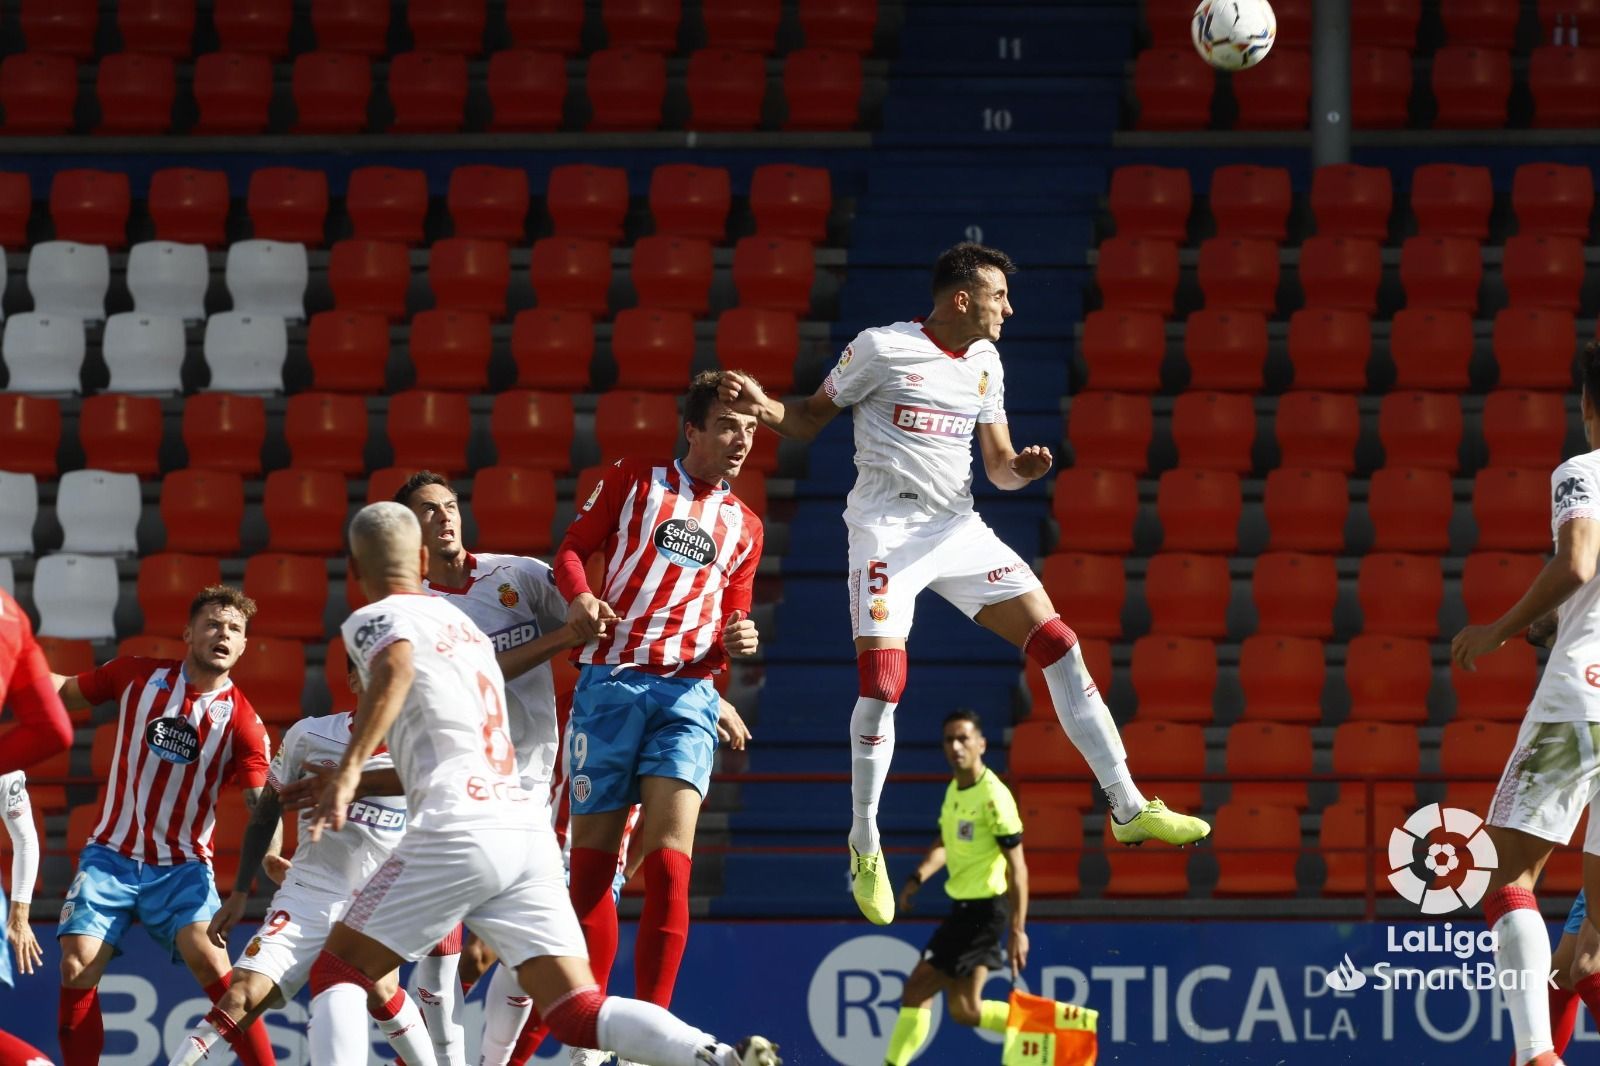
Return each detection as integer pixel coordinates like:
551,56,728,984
204,311,287,393
33,553,119,639
103,312,185,394
2,312,85,393
225,240,308,322
56,469,141,555
127,240,210,323
0,471,38,554
27,241,110,323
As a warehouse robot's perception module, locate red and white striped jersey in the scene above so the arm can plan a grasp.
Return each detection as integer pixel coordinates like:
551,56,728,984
76,657,270,865
554,459,763,678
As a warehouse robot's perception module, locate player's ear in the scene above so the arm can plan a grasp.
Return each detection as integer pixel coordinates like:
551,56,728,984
348,555,363,583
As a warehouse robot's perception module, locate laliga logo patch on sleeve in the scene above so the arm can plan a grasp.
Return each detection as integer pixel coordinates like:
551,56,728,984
353,614,393,654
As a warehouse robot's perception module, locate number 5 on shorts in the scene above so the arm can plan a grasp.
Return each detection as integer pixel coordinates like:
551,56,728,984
868,560,889,594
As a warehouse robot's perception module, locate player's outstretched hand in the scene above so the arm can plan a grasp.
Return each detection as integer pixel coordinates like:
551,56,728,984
308,769,357,843
7,908,42,975
1010,928,1029,980
718,370,770,417
1010,445,1054,482
568,593,617,642
716,698,751,750
897,878,919,915
207,891,248,948
263,854,293,885
722,609,759,657
1451,624,1504,672
277,764,332,811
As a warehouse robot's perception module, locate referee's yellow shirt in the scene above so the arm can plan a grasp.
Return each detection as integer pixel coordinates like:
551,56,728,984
938,768,1024,900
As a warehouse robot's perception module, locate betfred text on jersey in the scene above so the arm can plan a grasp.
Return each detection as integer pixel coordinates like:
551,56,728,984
892,404,978,438
488,622,540,652
344,799,407,833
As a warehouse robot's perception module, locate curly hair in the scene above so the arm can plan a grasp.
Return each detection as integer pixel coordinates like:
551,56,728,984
188,585,257,624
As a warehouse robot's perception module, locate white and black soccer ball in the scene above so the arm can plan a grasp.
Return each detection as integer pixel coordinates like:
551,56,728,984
1191,0,1278,71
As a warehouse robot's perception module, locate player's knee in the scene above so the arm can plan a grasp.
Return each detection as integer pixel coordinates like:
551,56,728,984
59,953,96,988
308,950,374,997
856,648,908,702
542,985,603,1049
1022,615,1078,667
948,996,982,1027
370,969,400,1004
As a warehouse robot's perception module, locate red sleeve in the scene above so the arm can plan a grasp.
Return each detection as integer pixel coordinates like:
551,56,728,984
554,461,636,601
225,696,270,789
721,511,764,618
0,636,73,775
76,656,141,708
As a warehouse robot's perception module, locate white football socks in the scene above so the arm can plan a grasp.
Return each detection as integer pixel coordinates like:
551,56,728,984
374,990,438,1066
1041,645,1146,822
596,997,728,1066
1495,906,1555,1063
310,984,371,1066
848,696,897,855
478,964,534,1066
166,1020,220,1066
410,951,467,1066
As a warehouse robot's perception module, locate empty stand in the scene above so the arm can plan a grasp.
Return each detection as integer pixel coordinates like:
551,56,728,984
1144,552,1230,638
1213,803,1301,896
1275,391,1359,471
1332,721,1419,805
1068,393,1151,472
243,553,327,638
1440,720,1518,813
308,311,389,392
1052,468,1137,554
21,0,98,59
1172,391,1255,472
387,390,472,474
33,553,119,640
1310,164,1392,240
449,165,531,242
247,168,329,246
285,392,369,473
1081,311,1164,392
127,241,208,323
57,470,140,555
687,48,767,131
194,51,273,133
430,238,511,318
229,635,306,724
594,390,678,457
1530,46,1600,127
410,310,492,391
749,164,832,242
1378,391,1462,470
487,50,568,131
1482,389,1568,467
96,53,175,134
703,0,780,51
1321,799,1405,895
1452,638,1536,720
1157,469,1241,552
79,394,163,476
783,48,863,130
530,237,613,315
632,236,714,314
138,554,224,633
1238,635,1325,722
1094,237,1178,316
104,313,184,394
292,52,372,133
1344,635,1431,722
1232,48,1310,130
1040,553,1124,639
1263,467,1349,553
1367,467,1452,553
329,239,410,319
29,241,110,323
0,173,30,248
1209,165,1290,240
1129,637,1216,724
1253,551,1337,638
388,51,469,133
1133,48,1212,130
733,236,814,314
1410,164,1492,240
471,466,557,553
1503,235,1585,312
263,468,348,554
0,473,38,555
1286,309,1370,391
490,391,574,471
715,309,799,394
1473,467,1549,550
1358,553,1443,637
226,239,309,321
1298,236,1381,313
1432,46,1511,128
1350,46,1412,128
511,309,594,391
588,47,667,131
605,0,682,50
613,308,694,391
651,165,732,241
348,166,429,245
1183,310,1267,391
0,53,78,135
204,312,288,393
410,0,487,53
1389,308,1472,390
3,313,86,394
160,469,244,555
1492,308,1577,389
1108,166,1191,241
148,169,229,247
182,392,265,474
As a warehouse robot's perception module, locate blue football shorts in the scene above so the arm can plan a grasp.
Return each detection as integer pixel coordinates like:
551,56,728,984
567,666,719,815
1565,889,1589,937
57,843,221,958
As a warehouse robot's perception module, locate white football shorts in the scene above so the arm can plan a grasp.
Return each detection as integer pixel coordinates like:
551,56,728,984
1486,717,1600,855
846,511,1041,640
234,879,346,1005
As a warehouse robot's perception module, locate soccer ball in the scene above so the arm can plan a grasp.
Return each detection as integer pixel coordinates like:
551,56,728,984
1191,0,1277,71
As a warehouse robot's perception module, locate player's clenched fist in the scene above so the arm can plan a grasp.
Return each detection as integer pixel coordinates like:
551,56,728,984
1009,444,1053,481
721,609,759,657
717,370,771,418
568,592,618,641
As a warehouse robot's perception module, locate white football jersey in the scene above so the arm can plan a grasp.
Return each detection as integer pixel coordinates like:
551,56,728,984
1530,448,1600,722
823,320,1008,522
423,552,567,787
342,595,538,832
267,712,406,895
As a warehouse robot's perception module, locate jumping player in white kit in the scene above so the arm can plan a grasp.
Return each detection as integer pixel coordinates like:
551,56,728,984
719,242,1210,924
1452,341,1600,1066
304,501,779,1066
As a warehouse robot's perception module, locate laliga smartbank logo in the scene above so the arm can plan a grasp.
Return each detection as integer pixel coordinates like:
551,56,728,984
1387,803,1498,914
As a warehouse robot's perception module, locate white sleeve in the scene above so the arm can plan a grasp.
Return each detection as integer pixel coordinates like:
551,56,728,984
2,773,37,906
821,331,887,408
267,721,306,794
978,356,1008,425
1551,459,1600,532
341,604,411,682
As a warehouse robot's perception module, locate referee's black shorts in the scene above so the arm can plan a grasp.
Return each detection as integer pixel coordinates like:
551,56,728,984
922,895,1010,977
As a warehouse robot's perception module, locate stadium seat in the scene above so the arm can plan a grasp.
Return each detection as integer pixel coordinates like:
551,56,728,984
1067,392,1151,472
1432,46,1511,128
0,472,37,555
703,0,779,50
263,468,348,554
1482,389,1568,467
506,0,584,52
1253,551,1337,638
1129,637,1216,725
57,469,139,555
79,394,163,476
1213,803,1302,896
1310,164,1393,240
410,309,492,391
127,241,209,323
448,165,530,242
1367,467,1452,553
715,308,799,394
388,51,468,133
203,312,288,393
50,170,129,248
547,165,630,244
1,53,77,135
1133,48,1213,130
226,239,309,321
1320,798,1407,895
1378,391,1462,470
0,173,29,249
307,311,388,392
1183,309,1266,391
32,553,118,640
1052,468,1137,554
1389,308,1473,390
1473,467,1549,551
159,469,243,554
346,166,427,245
1239,635,1325,722
1172,391,1255,472
212,0,292,56
387,390,471,474
1332,721,1419,805
95,52,175,134
1233,48,1311,130
750,164,832,242
311,0,388,53
511,309,594,391
1349,46,1412,128
1274,391,1359,471
103,312,184,394
1358,553,1443,637
1102,843,1191,898
632,236,714,314
613,308,694,390
587,47,666,131
1144,552,1230,638
1452,637,1536,721
1209,165,1291,241
3,313,85,393
1263,467,1349,552
604,0,681,49
490,391,575,470
486,49,568,131
732,236,814,314
364,466,412,505
284,392,369,473
799,0,875,51
20,0,98,58
292,52,371,133
471,466,556,554
35,635,93,675
1440,720,1518,813
1297,236,1381,313
1442,0,1518,46
1119,720,1205,811
650,165,731,242
1079,311,1163,393
1286,309,1370,391
1094,237,1178,316
147,169,228,248
0,395,61,477
243,553,328,638
430,238,510,318
329,239,410,319
193,51,273,133
1156,469,1241,552
1018,788,1083,895
138,553,222,633
247,168,329,246
1344,635,1431,722
595,390,678,458
1009,718,1093,785
530,237,612,315
181,392,264,474
1530,46,1600,127
409,0,486,53
783,48,863,130
1503,234,1585,312
1108,166,1191,242
1512,162,1593,238
1040,553,1125,639
686,48,766,131
1410,164,1492,240
229,635,306,724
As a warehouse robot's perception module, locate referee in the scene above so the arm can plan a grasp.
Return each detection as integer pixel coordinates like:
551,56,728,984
884,709,1028,1065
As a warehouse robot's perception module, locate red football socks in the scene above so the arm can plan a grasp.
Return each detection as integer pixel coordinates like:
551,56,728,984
205,973,278,1066
57,986,103,1066
569,847,621,994
635,848,693,1007
508,1016,549,1065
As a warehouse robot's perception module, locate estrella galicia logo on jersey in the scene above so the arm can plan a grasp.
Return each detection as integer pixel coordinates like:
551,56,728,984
344,799,407,833
1556,476,1590,507
892,404,978,438
352,614,393,655
651,517,718,569
145,716,201,765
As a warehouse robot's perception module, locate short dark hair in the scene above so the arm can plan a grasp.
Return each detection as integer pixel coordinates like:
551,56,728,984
684,369,760,429
931,242,1016,298
1585,340,1600,411
189,585,257,626
393,470,454,508
942,708,984,734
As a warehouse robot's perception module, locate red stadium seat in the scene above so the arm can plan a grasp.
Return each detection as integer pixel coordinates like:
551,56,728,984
263,468,348,554
51,169,130,248
1320,798,1407,895
530,237,612,315
1389,308,1473,390
1172,391,1255,472
284,392,369,473
1214,803,1302,895
79,394,162,476
1432,46,1511,128
248,167,329,245
161,470,244,555
448,165,530,242
311,0,388,54
1379,391,1462,470
1310,164,1393,240
1440,720,1519,812
1144,0,1204,45
604,0,680,50
36,635,94,676
1052,468,1137,554
292,52,371,133
1120,720,1205,812
1010,717,1093,784
491,391,575,471
1228,723,1314,807
587,48,666,131
329,239,411,319
1298,236,1381,313
429,238,510,318
1239,635,1325,722
1358,553,1442,637
1472,467,1549,551
1411,163,1492,239
244,553,328,638
1350,46,1412,128
1513,162,1593,238
1345,635,1431,722
1494,306,1579,388
182,393,264,474
1209,165,1290,241
1040,553,1124,639
547,165,629,244
1286,309,1370,391
1353,0,1421,45
388,52,468,133
1095,237,1178,316
732,236,814,313
1,54,78,135
1018,789,1083,896
148,168,229,247
229,635,306,724
1184,309,1266,390
507,0,584,53
1253,551,1337,638
716,309,799,395
410,309,491,391
1274,391,1359,471
0,173,31,247
1129,637,1216,725
307,311,388,393
1233,48,1310,130
1504,234,1585,312
96,53,175,134
1452,637,1537,720
687,48,766,131
1263,467,1349,553
1530,46,1600,127
1080,311,1164,392
139,554,223,633
409,0,486,54
1196,238,1278,313
632,236,713,314
1482,389,1569,467
651,165,731,241
1134,48,1213,130
193,51,271,134
1368,467,1452,552
703,0,779,51
511,309,594,391
214,0,292,57
471,466,556,554
1108,165,1191,241
347,166,428,245
750,164,831,242
487,50,567,131
365,466,413,504
612,308,694,390
387,390,471,475
1332,722,1419,806
1156,469,1241,553
1103,846,1190,898
21,0,98,57
595,390,678,457
1144,552,1230,638
783,48,862,130
799,0,876,52
1068,392,1151,472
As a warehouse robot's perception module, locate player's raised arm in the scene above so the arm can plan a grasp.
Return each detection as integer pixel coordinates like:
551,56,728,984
975,422,1053,492
719,370,841,442
1453,513,1600,670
